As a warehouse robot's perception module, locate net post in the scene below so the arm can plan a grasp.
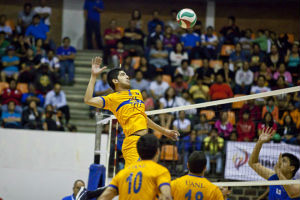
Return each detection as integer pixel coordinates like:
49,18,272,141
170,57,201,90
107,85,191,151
94,111,103,164
106,118,113,185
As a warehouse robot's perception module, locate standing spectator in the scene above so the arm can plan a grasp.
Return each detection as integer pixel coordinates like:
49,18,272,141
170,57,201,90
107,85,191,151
250,75,271,106
273,63,292,85
209,74,233,101
239,28,253,56
0,31,10,57
169,43,188,68
1,101,22,128
194,114,212,142
236,110,256,141
130,70,149,92
229,43,247,71
34,0,52,27
147,10,164,34
131,9,143,30
0,15,12,37
35,63,55,95
110,41,129,67
254,62,272,84
189,78,210,103
165,10,180,33
257,112,278,137
262,97,279,122
175,60,194,84
43,104,64,131
234,61,254,94
239,99,261,123
45,83,70,125
22,100,43,129
1,46,20,81
278,114,298,145
201,26,218,59
1,79,22,113
215,111,233,140
147,24,164,47
171,74,188,96
219,16,240,45
249,43,265,72
123,20,144,56
18,3,36,30
285,43,300,77
94,72,112,96
149,40,168,70
57,37,76,85
163,25,179,52
25,14,49,41
41,49,60,77
253,30,268,53
195,58,214,85
204,128,224,175
103,19,122,65
21,83,45,107
62,180,85,200
266,44,284,72
84,0,104,49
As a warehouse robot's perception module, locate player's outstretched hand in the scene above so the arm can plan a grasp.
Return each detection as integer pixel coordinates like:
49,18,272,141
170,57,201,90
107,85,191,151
91,56,107,77
258,127,275,143
163,129,180,141
274,153,282,174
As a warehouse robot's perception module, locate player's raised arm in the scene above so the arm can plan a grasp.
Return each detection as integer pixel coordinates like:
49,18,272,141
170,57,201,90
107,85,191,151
248,127,276,179
84,57,107,108
147,117,179,141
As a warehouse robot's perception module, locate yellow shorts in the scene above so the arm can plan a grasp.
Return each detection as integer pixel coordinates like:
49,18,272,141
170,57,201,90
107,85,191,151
122,135,140,168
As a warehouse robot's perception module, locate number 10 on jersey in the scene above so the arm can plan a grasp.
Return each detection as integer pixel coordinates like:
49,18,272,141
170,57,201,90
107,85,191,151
126,171,143,194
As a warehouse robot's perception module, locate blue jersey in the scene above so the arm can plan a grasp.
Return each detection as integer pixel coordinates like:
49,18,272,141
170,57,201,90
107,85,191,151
268,174,300,200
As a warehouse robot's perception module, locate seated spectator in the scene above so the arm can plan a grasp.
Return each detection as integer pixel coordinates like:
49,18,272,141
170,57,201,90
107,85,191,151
239,28,253,56
169,43,188,69
18,3,36,30
180,90,197,115
14,34,31,58
204,128,224,174
41,49,60,76
2,101,22,128
94,72,112,96
236,110,255,141
149,73,169,100
272,75,288,90
278,114,298,145
194,58,214,85
45,83,70,125
19,48,40,83
1,46,20,82
111,41,129,67
174,59,194,84
180,28,201,57
262,97,279,122
194,114,212,141
33,38,46,57
34,63,55,95
34,0,52,27
25,14,49,41
215,111,233,140
103,19,122,65
279,102,300,129
141,90,154,111
0,31,10,57
201,26,218,59
0,15,12,37
147,24,164,47
121,56,135,78
285,43,300,76
131,9,143,30
43,104,64,131
1,79,22,113
189,78,210,103
266,44,284,71
216,62,234,86
219,16,240,45
62,180,85,200
254,62,272,83
249,43,265,72
193,20,203,36
253,29,268,53
163,25,179,52
209,74,233,101
147,10,164,34
257,112,278,136
234,61,254,94
149,40,168,69
21,83,45,107
171,74,188,96
22,100,43,129
130,70,149,92
229,43,247,71
123,20,144,56
138,57,156,80
273,63,292,85
165,10,180,33
57,37,76,85
182,131,202,171
239,99,261,123
250,75,271,106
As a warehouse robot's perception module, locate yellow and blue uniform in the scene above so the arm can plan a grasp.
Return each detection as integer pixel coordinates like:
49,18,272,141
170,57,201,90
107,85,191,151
171,174,224,200
109,160,171,200
100,89,148,167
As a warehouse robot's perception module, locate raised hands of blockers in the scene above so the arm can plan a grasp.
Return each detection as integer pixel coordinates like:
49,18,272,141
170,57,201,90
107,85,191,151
258,127,276,143
91,56,107,77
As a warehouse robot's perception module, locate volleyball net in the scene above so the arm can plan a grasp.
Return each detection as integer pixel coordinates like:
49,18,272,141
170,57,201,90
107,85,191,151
98,86,300,188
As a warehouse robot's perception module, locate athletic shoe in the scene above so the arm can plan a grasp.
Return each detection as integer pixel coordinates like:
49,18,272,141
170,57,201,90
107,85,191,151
76,187,88,200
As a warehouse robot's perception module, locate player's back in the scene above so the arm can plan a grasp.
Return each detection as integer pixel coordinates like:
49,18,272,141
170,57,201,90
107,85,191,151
171,174,224,200
109,160,171,200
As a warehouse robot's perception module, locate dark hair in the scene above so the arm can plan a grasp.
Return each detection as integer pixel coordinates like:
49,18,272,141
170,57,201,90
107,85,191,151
257,75,266,81
283,114,295,126
282,153,300,177
188,151,207,174
107,68,122,90
63,37,70,42
33,14,41,19
137,134,159,160
100,71,107,78
228,16,236,22
73,179,85,187
174,74,183,80
131,9,141,20
181,59,189,65
134,70,143,77
267,96,275,102
164,87,176,100
263,112,274,127
24,3,32,8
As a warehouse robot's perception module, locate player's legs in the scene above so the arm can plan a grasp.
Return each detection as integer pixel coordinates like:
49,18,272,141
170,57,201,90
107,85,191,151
122,136,141,168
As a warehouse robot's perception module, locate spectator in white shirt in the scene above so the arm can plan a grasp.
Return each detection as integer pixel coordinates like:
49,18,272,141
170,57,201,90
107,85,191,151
201,26,218,59
130,70,149,92
175,59,194,84
45,83,70,124
34,0,52,26
169,42,188,68
234,61,254,94
41,49,60,75
149,73,169,100
250,75,271,106
0,15,12,37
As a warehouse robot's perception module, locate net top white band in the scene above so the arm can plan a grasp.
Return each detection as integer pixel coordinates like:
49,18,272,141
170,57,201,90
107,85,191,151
213,179,300,187
97,86,300,125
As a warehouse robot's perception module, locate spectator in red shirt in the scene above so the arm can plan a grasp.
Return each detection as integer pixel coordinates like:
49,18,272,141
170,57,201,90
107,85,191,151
171,74,188,96
111,41,129,67
209,73,233,101
1,79,22,113
103,19,122,65
237,110,256,141
239,99,261,123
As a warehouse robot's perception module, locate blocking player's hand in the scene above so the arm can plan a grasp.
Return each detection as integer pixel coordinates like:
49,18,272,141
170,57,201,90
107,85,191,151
163,129,180,141
274,153,282,174
91,56,107,77
258,127,275,143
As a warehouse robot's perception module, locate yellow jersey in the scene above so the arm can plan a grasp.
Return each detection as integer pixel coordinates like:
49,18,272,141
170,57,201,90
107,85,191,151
101,89,147,137
109,160,171,200
171,174,224,200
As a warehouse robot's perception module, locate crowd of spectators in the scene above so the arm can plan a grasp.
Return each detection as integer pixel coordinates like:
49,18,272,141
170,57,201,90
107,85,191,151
0,1,76,132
